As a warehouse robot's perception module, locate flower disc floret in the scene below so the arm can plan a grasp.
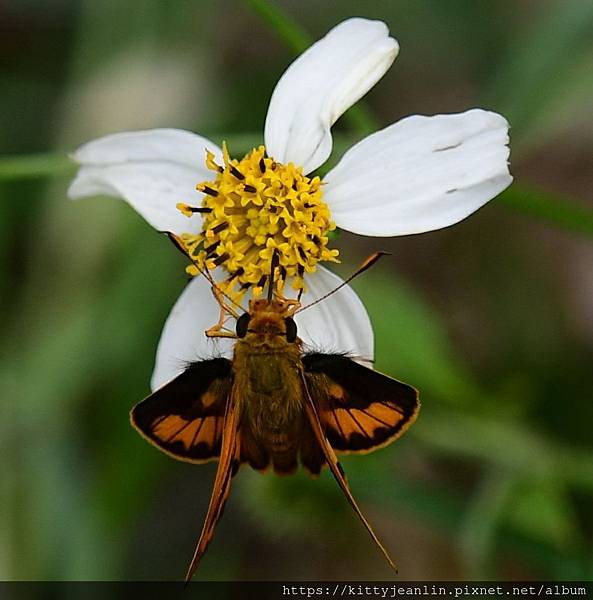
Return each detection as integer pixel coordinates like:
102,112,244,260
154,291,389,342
178,145,338,301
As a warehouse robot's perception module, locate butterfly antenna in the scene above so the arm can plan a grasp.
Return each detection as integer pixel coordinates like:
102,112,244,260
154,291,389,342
295,251,390,314
165,232,246,314
267,250,280,303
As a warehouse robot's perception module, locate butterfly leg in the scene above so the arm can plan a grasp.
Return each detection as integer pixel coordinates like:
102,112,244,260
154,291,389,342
283,298,301,317
271,290,301,316
205,285,240,339
205,312,237,339
299,370,398,573
184,392,241,582
167,232,243,337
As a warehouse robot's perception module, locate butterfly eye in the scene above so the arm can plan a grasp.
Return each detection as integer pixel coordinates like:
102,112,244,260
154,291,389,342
284,317,297,343
236,313,251,338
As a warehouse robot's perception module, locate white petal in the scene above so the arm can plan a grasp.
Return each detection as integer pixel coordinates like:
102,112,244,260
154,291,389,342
68,128,222,235
264,18,398,174
150,276,234,391
296,266,374,366
324,109,512,236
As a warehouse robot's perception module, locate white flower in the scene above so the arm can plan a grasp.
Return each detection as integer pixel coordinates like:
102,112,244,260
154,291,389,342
68,18,512,389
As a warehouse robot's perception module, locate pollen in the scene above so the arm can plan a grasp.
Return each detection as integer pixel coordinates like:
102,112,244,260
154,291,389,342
179,144,339,301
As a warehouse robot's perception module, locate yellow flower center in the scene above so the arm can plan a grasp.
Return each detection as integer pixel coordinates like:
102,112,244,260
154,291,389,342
177,144,339,302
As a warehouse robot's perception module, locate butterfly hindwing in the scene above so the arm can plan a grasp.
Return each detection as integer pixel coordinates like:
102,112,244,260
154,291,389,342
130,358,233,463
302,353,419,454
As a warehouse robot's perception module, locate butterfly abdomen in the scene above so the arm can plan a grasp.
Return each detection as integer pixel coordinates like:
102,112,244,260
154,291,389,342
266,426,299,475
242,382,303,475
233,339,304,475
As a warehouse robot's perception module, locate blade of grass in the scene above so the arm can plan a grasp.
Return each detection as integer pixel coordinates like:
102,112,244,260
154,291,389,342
458,471,517,579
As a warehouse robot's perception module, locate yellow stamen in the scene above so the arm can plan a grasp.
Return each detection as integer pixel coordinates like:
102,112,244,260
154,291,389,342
176,202,195,218
179,144,339,303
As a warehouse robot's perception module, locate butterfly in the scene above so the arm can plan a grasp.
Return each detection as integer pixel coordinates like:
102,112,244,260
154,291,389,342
130,250,420,581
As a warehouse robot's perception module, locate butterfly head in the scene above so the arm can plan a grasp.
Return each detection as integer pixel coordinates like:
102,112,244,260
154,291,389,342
235,297,300,343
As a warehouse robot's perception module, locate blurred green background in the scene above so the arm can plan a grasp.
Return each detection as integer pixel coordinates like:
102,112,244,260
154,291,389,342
1,0,593,582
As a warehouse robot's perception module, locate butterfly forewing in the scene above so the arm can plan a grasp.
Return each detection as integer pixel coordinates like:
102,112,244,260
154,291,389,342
302,354,419,454
130,358,233,463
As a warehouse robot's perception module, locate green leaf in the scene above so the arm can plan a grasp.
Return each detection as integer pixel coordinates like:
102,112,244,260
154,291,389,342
416,409,593,493
507,478,580,549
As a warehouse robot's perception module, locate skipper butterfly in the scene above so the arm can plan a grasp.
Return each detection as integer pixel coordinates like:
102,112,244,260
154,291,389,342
130,250,419,581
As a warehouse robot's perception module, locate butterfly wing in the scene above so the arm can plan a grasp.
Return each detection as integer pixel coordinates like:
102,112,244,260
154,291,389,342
302,353,419,454
130,358,233,463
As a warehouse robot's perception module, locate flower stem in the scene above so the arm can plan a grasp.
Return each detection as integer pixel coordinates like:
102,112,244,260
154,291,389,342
245,0,311,54
244,0,379,136
0,153,75,180
497,184,593,238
